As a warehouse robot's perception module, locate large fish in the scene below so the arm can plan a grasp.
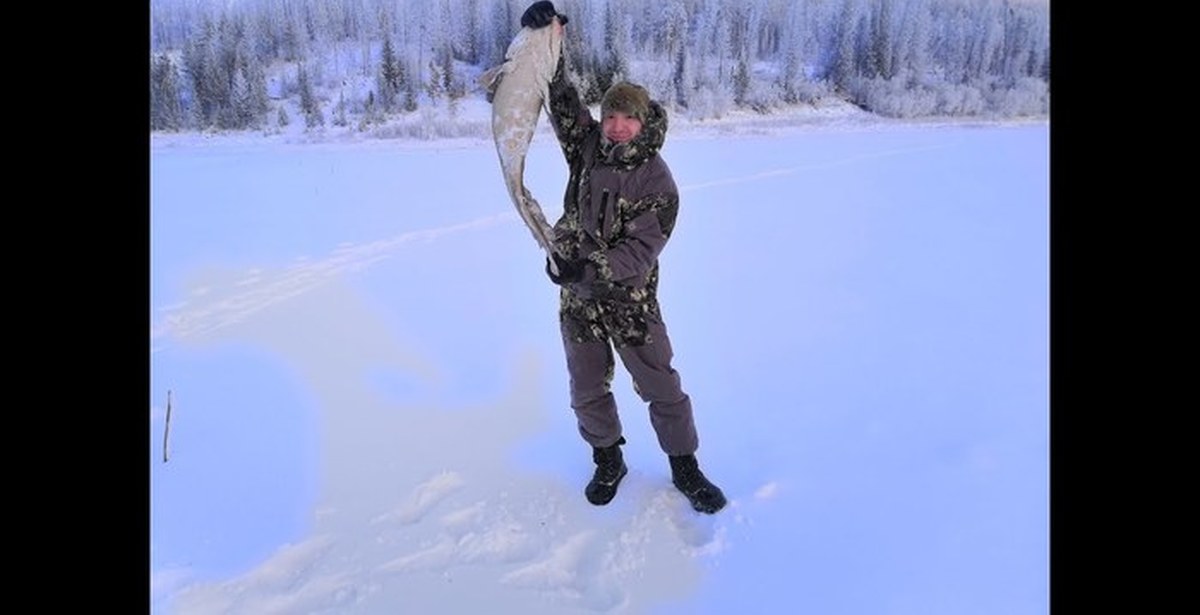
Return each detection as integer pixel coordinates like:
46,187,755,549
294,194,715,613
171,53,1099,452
480,19,565,274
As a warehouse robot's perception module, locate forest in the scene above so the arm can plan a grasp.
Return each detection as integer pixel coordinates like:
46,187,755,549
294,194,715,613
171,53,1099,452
149,0,1050,134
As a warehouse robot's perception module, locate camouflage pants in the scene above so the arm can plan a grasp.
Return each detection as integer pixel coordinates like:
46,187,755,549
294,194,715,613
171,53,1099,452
560,297,699,456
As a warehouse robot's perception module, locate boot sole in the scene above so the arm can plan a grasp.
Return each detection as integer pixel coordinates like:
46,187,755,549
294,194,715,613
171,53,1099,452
689,499,726,514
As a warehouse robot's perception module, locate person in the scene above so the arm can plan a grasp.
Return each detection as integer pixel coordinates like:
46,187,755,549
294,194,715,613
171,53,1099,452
520,1,726,514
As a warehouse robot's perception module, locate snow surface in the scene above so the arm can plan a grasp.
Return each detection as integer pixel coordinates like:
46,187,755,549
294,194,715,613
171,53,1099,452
150,101,1049,614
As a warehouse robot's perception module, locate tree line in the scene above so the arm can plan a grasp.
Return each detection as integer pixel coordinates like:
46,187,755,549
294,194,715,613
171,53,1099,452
150,0,1050,133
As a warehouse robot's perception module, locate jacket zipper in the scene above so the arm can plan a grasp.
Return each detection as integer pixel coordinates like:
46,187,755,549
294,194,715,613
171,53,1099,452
599,188,610,241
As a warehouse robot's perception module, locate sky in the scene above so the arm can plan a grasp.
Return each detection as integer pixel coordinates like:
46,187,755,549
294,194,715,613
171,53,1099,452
149,100,1049,615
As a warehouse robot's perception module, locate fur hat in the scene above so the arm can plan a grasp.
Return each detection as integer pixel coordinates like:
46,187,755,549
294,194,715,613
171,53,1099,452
601,82,651,122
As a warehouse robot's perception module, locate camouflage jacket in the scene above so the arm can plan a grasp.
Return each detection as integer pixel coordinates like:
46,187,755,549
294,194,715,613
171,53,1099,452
545,63,681,346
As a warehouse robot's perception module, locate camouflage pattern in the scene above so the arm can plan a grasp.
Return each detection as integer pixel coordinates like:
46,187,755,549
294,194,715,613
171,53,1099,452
546,57,680,349
545,56,700,457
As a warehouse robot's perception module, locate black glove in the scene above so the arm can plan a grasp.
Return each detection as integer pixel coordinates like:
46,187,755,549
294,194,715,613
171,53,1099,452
546,254,585,285
521,1,568,29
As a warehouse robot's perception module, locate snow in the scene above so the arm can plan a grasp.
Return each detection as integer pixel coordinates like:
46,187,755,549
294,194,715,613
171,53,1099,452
150,100,1049,614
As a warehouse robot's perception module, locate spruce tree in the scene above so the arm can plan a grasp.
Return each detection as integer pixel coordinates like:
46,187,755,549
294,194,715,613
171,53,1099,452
402,74,418,113
150,53,183,131
734,54,751,106
333,91,348,127
426,59,443,106
380,36,401,111
230,67,255,128
297,64,324,128
441,47,460,100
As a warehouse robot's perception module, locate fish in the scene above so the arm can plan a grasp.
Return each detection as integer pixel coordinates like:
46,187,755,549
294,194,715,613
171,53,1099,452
480,19,565,274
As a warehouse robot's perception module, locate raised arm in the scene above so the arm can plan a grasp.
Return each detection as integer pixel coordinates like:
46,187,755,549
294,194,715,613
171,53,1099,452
546,54,596,166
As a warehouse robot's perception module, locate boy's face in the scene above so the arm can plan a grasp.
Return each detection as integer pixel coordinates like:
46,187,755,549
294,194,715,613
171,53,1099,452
602,111,643,144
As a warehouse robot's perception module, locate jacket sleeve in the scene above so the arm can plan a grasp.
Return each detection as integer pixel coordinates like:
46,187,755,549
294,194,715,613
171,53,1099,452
585,191,679,284
546,55,595,166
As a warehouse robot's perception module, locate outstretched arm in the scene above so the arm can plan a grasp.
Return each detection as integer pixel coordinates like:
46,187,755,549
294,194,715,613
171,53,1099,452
547,53,595,166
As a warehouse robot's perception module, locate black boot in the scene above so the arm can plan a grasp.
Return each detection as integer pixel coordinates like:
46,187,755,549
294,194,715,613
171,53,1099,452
669,454,727,514
585,436,628,505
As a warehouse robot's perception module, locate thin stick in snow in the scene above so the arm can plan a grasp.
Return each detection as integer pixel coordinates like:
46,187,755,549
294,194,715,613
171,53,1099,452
163,390,172,463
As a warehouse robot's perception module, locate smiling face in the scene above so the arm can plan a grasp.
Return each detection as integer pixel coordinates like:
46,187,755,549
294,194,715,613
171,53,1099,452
602,111,643,144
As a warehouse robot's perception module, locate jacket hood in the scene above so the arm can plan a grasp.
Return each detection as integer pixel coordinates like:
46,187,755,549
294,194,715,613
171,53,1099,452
599,100,668,169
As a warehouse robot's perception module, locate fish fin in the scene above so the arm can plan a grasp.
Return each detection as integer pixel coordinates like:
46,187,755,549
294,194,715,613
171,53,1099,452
479,63,507,95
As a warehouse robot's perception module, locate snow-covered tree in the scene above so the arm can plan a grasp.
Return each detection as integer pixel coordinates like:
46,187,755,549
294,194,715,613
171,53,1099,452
480,0,512,69
180,18,222,128
896,0,933,84
148,0,1049,130
658,0,691,107
379,36,402,111
235,30,270,126
297,64,324,128
425,58,444,106
333,91,349,126
150,53,184,131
